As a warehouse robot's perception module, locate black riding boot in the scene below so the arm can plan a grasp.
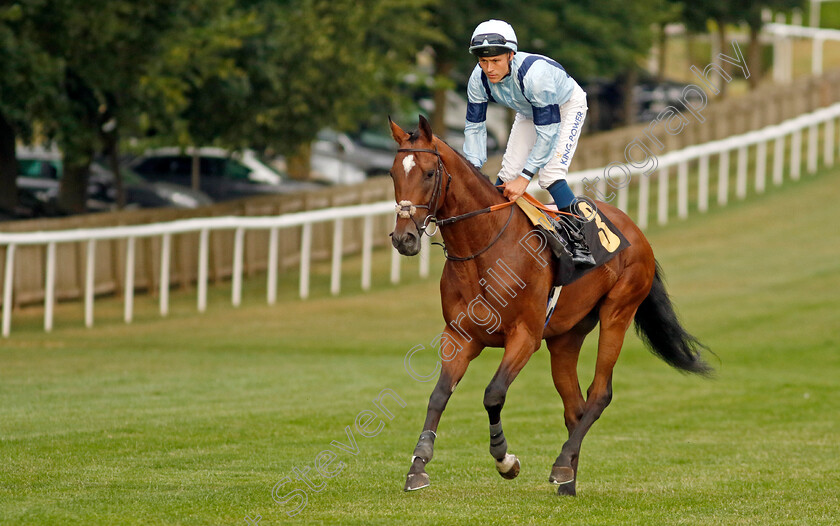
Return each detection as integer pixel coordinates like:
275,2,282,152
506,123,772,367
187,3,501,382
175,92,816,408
559,206,596,269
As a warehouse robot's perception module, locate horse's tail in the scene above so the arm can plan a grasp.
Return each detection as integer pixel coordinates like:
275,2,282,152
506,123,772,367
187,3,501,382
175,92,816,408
633,261,713,376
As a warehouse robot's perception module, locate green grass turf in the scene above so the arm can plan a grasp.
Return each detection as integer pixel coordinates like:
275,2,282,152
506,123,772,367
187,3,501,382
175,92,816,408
1,168,839,525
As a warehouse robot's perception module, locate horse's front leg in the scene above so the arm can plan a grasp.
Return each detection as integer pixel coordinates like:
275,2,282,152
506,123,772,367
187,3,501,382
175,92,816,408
484,325,541,480
404,329,481,491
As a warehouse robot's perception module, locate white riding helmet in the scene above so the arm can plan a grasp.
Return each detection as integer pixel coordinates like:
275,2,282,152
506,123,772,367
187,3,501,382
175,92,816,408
469,19,518,57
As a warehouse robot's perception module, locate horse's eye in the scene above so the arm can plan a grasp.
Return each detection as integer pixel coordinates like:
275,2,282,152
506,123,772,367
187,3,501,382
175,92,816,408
425,170,435,179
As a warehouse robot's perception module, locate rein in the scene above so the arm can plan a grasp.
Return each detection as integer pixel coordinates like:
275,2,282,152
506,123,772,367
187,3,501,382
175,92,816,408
395,146,517,261
441,205,515,261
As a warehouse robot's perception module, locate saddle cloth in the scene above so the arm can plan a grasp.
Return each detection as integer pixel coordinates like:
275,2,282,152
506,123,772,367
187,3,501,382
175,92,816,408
514,195,631,286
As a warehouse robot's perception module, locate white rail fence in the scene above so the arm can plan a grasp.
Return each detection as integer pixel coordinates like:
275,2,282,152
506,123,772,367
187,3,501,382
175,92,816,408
562,101,840,229
1,202,431,337
3,102,840,336
764,22,840,79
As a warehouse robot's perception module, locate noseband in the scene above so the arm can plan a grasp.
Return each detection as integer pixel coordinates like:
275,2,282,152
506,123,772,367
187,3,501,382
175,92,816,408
395,147,451,237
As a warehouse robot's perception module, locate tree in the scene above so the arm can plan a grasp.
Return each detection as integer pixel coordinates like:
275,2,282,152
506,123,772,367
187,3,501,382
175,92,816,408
51,0,253,211
202,0,438,179
5,0,252,213
652,1,685,82
130,0,260,190
0,2,61,215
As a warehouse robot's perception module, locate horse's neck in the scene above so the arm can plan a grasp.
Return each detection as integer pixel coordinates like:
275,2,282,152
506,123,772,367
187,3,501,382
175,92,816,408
437,145,504,217
436,145,512,256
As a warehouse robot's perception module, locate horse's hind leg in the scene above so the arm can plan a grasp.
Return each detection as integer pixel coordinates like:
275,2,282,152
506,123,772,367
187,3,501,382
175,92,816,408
546,329,589,494
483,326,541,480
552,295,639,496
404,328,482,491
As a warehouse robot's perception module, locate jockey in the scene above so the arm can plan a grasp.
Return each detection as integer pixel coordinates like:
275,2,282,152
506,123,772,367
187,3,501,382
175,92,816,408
463,19,595,268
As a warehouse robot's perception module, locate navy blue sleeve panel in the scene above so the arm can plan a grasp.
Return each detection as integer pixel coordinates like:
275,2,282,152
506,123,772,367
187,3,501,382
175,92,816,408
532,104,561,126
466,102,488,123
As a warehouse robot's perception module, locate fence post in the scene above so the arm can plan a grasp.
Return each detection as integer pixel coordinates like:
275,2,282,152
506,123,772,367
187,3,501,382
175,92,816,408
267,227,279,305
330,218,343,296
232,227,244,307
808,123,818,174
813,37,824,76
718,149,730,205
2,244,15,337
390,246,401,284
617,183,629,213
361,215,373,291
756,140,768,194
737,145,749,199
85,240,96,328
420,234,431,278
160,233,171,316
657,167,669,226
45,242,56,332
678,162,689,219
774,136,785,186
698,155,710,212
825,118,835,167
299,223,312,300
597,175,608,204
124,237,135,324
198,229,209,312
791,129,802,180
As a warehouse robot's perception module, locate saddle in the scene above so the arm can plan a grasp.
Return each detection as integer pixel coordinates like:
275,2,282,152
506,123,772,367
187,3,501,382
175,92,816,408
514,194,630,286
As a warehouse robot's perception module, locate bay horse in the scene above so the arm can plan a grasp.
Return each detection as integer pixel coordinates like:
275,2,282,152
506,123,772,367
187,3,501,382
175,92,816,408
388,115,711,496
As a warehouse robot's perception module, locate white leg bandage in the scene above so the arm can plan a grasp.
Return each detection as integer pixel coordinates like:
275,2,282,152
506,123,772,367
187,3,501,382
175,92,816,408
495,453,517,472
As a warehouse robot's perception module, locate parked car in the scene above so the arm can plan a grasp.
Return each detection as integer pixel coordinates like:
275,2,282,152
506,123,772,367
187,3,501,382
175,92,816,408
311,123,499,184
633,80,706,124
90,162,214,209
311,129,390,181
128,147,322,202
0,185,51,221
581,72,707,131
15,147,213,217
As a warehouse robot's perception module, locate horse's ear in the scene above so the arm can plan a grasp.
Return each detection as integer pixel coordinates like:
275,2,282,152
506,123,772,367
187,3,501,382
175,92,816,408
389,116,410,144
418,114,434,142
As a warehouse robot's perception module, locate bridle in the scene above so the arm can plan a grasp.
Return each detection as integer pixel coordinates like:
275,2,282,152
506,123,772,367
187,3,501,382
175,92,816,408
395,146,516,261
395,147,451,238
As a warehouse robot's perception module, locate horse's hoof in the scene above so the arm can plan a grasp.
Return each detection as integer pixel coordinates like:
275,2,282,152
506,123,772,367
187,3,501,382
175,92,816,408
549,465,575,485
556,479,576,496
404,472,430,491
496,453,520,480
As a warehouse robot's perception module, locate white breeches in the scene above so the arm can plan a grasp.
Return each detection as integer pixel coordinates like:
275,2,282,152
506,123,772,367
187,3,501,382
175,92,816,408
498,84,588,189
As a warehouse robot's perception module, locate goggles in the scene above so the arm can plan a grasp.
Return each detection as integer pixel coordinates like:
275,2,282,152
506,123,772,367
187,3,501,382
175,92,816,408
470,33,516,47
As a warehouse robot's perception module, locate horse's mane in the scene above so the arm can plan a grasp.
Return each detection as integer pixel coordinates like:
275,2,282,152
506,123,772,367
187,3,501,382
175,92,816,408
404,124,504,198
428,134,503,196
